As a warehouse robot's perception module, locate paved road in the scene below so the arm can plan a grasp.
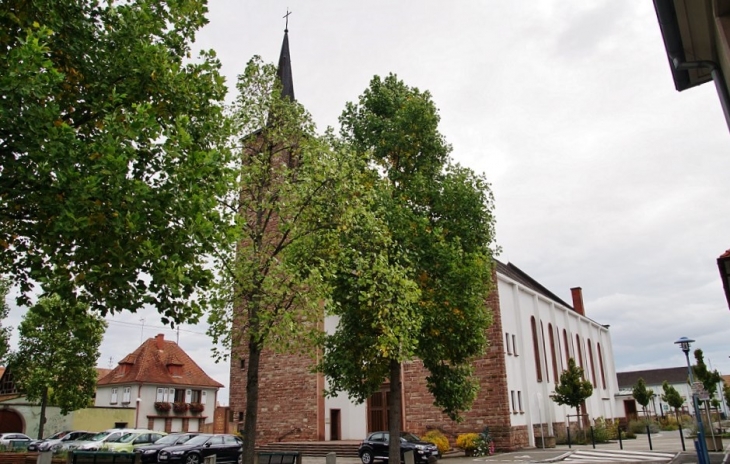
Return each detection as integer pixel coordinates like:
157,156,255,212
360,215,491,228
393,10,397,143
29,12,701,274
301,431,729,464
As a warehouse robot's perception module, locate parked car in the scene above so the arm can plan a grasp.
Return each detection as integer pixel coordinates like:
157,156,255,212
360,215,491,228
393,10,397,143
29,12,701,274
63,429,143,451
28,430,68,451
36,430,91,452
158,434,243,464
135,433,201,463
0,433,33,447
358,432,439,464
104,431,167,452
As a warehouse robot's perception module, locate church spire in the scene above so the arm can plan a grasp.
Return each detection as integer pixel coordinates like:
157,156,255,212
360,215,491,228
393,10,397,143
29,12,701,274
277,10,295,101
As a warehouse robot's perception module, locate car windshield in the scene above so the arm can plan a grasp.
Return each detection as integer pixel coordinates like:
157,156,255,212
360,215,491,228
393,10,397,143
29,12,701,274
47,432,67,440
116,433,138,443
400,433,421,443
88,432,111,441
182,435,213,446
155,435,187,445
70,433,95,441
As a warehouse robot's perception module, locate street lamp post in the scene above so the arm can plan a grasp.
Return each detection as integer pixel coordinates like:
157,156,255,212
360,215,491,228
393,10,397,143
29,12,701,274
675,337,710,464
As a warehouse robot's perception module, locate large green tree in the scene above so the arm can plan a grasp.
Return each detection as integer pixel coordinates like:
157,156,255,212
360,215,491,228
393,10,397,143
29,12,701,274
11,294,106,438
0,0,228,324
0,278,11,363
632,377,654,419
319,74,497,463
551,358,593,426
661,380,684,422
207,57,359,464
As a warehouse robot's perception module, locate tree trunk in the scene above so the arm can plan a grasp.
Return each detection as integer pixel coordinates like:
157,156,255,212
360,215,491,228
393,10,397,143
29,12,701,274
388,359,402,464
241,336,262,464
38,386,48,439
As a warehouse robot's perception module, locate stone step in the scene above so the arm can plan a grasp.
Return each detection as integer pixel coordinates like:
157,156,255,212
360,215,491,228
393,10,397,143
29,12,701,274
257,442,361,458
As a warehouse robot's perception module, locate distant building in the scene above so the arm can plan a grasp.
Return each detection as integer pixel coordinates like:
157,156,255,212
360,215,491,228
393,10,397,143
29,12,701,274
97,333,224,432
0,367,133,435
616,367,692,419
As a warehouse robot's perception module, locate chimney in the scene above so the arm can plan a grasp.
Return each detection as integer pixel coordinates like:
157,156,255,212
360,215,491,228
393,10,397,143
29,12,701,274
155,333,165,350
570,287,585,316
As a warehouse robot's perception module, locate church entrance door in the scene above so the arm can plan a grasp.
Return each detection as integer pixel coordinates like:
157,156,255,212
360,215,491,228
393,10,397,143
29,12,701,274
367,387,390,432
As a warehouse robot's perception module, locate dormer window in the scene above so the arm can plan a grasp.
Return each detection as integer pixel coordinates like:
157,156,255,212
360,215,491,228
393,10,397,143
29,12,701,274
167,364,183,377
116,362,132,376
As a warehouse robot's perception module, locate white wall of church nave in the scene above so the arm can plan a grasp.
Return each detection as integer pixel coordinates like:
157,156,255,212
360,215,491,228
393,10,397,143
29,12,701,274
496,273,622,429
322,387,367,440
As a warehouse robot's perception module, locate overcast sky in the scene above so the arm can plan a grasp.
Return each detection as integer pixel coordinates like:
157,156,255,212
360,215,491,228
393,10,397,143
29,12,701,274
7,1,730,407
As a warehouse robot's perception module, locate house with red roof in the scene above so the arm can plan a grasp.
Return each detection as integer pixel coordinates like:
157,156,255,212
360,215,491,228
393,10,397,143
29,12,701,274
96,333,223,433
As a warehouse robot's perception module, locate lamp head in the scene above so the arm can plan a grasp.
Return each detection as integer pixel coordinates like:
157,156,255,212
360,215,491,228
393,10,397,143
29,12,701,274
674,336,695,354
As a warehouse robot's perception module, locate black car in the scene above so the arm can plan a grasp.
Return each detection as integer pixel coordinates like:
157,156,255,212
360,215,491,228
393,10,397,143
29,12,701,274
157,434,242,464
358,432,439,464
135,433,201,464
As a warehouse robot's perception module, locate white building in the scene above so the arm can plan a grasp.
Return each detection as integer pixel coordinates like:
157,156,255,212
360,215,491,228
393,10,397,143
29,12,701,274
97,333,223,432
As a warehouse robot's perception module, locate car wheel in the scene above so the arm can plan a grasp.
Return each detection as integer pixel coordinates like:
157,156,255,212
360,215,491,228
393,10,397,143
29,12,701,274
361,450,374,464
185,453,201,464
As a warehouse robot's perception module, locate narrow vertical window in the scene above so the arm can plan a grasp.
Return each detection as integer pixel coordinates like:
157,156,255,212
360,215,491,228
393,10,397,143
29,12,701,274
576,334,584,373
555,328,564,371
597,343,607,389
540,321,549,383
518,391,523,412
505,332,512,355
548,324,559,382
511,390,516,412
587,339,597,387
531,317,542,382
563,329,570,367
512,334,518,356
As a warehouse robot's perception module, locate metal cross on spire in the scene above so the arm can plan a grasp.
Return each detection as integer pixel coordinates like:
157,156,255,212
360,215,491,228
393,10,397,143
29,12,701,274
283,8,292,31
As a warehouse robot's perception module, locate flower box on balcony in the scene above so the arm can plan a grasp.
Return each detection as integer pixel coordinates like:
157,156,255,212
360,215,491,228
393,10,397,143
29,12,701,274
154,401,172,413
189,402,205,414
172,401,188,413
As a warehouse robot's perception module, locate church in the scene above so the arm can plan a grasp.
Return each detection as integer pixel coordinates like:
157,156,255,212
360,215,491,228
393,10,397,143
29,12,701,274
228,27,624,451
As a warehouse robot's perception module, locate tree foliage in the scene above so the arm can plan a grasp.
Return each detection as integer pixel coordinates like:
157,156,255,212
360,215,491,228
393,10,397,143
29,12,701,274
0,0,229,324
661,380,685,413
0,278,10,363
693,349,722,398
11,294,106,438
551,358,593,420
632,377,653,417
206,57,359,464
319,74,497,463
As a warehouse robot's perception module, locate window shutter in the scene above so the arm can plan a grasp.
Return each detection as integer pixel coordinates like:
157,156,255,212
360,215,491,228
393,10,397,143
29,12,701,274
111,388,118,404
185,389,192,403
123,386,131,403
156,388,164,402
201,391,207,405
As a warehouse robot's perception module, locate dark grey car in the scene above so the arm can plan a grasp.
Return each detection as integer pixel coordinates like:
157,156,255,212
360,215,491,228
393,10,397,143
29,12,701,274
358,432,439,464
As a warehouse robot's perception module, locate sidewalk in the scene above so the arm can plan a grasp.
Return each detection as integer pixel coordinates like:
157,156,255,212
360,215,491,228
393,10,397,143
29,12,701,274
302,431,729,464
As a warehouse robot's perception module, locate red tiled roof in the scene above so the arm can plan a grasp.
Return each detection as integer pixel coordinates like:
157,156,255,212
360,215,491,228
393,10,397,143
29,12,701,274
97,334,223,388
96,368,112,381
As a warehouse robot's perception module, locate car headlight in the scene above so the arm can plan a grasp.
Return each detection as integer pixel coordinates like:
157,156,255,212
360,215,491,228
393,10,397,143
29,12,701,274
171,450,185,455
144,450,157,454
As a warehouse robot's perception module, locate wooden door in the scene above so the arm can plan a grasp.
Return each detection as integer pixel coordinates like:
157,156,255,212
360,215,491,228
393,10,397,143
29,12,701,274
330,409,341,441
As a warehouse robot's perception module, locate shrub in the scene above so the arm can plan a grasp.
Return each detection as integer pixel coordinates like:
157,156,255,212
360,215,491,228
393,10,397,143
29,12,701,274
456,433,480,450
591,417,612,443
628,419,659,434
658,416,679,431
422,430,449,455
